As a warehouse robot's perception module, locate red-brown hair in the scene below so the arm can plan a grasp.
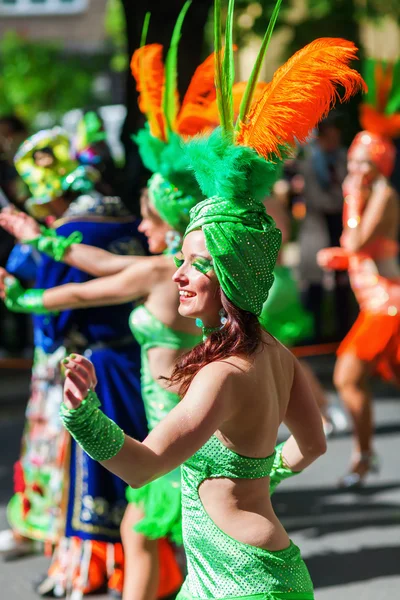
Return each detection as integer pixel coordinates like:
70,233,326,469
168,291,265,397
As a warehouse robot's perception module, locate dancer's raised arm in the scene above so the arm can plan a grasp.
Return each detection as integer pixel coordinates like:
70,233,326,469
62,355,233,489
0,255,165,313
0,208,142,277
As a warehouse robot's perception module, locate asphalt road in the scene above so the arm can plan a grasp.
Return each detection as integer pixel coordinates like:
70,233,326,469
0,362,399,599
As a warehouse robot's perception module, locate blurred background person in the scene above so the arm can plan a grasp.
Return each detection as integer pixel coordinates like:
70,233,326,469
318,58,400,487
297,115,353,343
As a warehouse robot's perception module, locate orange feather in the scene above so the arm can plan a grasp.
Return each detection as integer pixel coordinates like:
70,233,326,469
176,47,240,136
236,38,366,159
130,44,167,141
360,104,400,139
232,81,269,117
176,53,217,135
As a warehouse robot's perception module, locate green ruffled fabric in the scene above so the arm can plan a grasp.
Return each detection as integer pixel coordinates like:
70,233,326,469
126,468,182,545
4,279,51,315
23,226,83,262
259,266,314,346
269,442,301,496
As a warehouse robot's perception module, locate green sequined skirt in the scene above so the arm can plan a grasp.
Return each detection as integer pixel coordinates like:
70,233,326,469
125,467,182,544
176,585,314,599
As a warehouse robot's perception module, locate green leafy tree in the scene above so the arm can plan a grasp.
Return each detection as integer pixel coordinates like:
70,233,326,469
0,32,106,125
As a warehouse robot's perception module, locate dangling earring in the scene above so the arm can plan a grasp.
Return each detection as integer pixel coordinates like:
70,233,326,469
219,308,228,326
165,230,182,255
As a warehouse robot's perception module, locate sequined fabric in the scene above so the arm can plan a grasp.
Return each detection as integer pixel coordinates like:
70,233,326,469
148,172,203,234
60,391,125,462
127,305,201,542
179,435,314,599
185,196,281,316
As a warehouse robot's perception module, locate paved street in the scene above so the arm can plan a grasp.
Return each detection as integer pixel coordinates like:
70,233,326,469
0,359,399,599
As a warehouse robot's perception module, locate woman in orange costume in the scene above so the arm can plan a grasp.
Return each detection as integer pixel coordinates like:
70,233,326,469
318,59,400,487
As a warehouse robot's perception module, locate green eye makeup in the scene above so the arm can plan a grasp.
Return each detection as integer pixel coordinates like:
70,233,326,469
173,256,184,268
192,257,213,275
173,254,213,274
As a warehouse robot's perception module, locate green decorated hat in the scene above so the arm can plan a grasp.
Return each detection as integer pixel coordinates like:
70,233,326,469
184,0,365,316
130,2,223,233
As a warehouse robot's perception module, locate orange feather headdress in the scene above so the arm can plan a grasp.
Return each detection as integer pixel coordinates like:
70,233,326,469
184,0,366,203
349,58,399,178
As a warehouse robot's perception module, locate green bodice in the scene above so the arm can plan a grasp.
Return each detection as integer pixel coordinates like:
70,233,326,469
129,304,201,431
178,435,314,599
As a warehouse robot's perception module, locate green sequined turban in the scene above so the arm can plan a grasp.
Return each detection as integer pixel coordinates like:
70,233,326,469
184,128,282,316
185,194,281,316
135,125,203,234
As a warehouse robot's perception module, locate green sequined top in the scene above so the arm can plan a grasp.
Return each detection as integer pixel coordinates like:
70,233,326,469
129,304,201,431
177,435,314,600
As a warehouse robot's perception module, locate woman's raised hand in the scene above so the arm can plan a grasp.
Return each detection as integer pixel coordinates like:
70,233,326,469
317,247,349,271
63,354,98,410
0,207,41,241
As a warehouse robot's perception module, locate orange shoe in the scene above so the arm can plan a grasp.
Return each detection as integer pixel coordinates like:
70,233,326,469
156,538,183,598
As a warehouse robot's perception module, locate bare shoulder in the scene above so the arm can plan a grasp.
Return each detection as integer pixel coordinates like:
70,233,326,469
191,359,243,393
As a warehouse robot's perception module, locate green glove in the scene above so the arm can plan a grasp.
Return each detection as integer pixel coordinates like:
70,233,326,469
269,442,301,496
4,277,52,314
22,226,82,262
60,390,125,461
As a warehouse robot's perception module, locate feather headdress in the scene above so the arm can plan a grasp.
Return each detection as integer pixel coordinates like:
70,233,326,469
359,58,400,139
186,0,365,203
183,0,366,317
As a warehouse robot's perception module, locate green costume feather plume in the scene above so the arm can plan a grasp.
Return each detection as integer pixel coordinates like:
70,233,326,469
163,0,192,135
236,0,282,130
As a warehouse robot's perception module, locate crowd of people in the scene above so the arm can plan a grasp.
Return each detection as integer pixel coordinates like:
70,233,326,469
0,1,399,599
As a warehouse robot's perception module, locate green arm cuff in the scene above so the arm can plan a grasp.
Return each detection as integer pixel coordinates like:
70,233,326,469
269,442,301,496
60,390,125,461
22,226,83,262
4,277,52,314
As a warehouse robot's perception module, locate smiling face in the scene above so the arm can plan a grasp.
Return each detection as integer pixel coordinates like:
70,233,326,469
138,189,172,254
172,229,222,327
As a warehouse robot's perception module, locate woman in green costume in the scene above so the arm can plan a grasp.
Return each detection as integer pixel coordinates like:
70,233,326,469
0,6,229,598
55,1,365,598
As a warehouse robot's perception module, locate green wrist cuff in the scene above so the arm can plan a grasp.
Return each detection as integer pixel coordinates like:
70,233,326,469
60,390,125,461
269,442,301,496
22,226,83,262
4,278,52,315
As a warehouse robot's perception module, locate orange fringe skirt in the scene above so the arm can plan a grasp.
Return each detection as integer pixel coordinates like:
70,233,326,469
338,311,400,384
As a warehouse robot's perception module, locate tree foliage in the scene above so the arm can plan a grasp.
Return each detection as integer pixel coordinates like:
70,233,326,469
0,32,107,124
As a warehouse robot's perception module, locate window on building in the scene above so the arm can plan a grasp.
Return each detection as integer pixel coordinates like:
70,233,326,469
0,0,88,15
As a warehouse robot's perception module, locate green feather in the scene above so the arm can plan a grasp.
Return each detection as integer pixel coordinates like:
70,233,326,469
386,60,400,115
235,0,282,131
214,0,234,140
140,11,151,48
185,128,283,202
363,58,377,108
163,0,192,136
222,0,235,139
